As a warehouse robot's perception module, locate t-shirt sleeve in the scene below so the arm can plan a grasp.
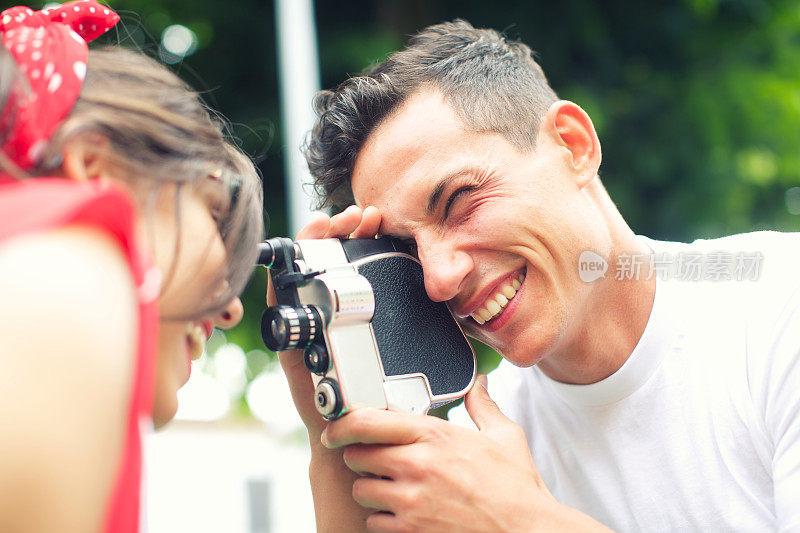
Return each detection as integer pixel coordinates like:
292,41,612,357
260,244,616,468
769,307,800,531
729,232,800,530
749,284,800,531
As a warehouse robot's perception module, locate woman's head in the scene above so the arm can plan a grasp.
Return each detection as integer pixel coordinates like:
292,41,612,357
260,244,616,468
41,47,263,313
36,47,264,426
1,4,263,426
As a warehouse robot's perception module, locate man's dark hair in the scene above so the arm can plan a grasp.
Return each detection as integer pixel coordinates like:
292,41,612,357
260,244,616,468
304,19,559,209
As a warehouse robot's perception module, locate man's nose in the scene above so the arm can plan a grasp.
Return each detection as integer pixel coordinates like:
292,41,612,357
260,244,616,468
214,296,244,329
417,238,473,303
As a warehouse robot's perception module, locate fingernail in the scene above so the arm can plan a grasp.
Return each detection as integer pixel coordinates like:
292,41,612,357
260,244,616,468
477,374,488,389
320,428,331,448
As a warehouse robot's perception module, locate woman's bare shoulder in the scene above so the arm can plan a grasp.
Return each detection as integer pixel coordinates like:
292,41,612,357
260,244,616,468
0,223,138,363
0,225,138,532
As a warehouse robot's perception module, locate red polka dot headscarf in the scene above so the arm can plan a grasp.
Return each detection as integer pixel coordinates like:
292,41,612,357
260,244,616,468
0,1,119,170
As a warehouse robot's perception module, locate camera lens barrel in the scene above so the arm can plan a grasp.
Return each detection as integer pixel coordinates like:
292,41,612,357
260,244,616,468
257,237,296,268
256,241,276,267
314,378,342,419
260,305,322,351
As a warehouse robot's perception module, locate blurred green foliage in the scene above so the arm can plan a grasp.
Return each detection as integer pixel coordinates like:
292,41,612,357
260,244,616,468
9,0,800,397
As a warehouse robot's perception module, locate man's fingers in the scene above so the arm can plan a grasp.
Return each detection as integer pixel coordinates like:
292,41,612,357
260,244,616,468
325,205,363,238
350,205,382,238
293,205,382,241
464,374,512,432
342,444,402,478
322,408,423,449
365,511,402,533
296,211,331,240
352,476,401,513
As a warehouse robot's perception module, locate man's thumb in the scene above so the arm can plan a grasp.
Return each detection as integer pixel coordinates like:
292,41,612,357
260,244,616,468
464,374,508,431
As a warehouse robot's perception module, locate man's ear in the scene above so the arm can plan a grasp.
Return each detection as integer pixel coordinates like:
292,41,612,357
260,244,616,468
540,101,601,189
61,136,111,183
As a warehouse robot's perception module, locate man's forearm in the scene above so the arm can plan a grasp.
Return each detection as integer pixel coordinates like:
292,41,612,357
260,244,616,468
309,445,370,533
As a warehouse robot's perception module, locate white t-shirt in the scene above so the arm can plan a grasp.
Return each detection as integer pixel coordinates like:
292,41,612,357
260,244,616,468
450,231,800,531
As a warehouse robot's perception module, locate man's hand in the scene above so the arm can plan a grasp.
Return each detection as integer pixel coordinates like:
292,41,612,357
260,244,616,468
267,205,382,442
267,205,382,532
302,204,383,241
322,375,613,532
270,206,609,532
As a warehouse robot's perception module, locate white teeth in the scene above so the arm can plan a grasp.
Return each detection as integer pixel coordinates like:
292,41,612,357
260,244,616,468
471,272,526,325
502,285,516,299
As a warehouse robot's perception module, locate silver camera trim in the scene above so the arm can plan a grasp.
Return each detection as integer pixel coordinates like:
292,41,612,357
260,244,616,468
293,239,476,417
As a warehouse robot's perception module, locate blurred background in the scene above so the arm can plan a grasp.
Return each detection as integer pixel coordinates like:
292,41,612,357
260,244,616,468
10,0,800,531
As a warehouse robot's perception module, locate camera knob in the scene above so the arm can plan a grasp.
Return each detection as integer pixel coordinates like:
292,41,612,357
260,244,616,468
260,305,322,351
303,343,329,375
314,378,343,420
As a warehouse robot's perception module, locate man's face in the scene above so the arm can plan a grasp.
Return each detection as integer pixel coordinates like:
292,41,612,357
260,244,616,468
351,88,605,368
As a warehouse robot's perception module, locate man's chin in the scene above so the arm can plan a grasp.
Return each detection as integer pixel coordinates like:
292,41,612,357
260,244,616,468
458,315,555,368
504,352,546,368
488,329,558,368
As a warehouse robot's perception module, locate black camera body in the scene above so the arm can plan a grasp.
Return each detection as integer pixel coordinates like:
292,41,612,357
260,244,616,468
259,236,476,420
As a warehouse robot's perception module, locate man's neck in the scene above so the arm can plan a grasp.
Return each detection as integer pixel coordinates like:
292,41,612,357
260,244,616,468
537,188,657,385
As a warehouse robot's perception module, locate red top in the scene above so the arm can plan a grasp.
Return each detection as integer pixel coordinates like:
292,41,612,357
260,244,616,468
0,176,158,533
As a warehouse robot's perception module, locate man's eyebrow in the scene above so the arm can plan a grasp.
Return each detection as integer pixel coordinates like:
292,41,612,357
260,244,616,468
426,169,474,216
426,179,449,216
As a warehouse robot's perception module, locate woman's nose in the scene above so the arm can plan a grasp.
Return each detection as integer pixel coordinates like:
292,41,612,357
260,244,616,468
214,296,244,329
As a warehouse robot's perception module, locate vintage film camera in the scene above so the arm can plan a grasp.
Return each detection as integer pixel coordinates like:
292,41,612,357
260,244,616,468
258,237,476,420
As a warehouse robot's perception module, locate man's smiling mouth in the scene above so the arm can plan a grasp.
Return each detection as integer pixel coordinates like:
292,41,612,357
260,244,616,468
470,272,525,325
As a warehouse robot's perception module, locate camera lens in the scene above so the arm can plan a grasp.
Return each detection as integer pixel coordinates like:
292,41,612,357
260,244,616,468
270,317,286,341
303,343,330,375
260,305,322,351
314,378,342,419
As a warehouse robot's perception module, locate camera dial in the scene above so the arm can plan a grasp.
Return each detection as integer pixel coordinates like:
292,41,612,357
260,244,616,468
260,305,322,351
314,378,342,419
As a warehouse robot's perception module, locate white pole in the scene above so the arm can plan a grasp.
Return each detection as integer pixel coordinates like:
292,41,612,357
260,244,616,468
275,0,322,237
